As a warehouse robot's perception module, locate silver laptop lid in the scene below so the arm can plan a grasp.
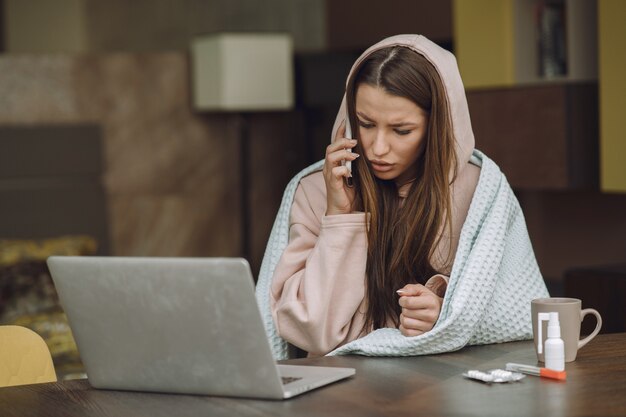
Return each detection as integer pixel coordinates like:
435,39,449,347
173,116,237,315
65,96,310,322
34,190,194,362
47,256,285,398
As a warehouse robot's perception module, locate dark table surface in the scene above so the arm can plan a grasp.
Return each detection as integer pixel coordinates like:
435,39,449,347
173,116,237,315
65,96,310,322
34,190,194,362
2,332,625,417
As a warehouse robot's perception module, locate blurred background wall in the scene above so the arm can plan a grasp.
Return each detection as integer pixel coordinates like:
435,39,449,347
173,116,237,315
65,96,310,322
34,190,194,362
0,0,624,290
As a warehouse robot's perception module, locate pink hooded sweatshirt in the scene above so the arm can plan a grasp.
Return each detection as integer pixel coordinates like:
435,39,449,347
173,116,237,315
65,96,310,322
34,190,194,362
270,35,480,356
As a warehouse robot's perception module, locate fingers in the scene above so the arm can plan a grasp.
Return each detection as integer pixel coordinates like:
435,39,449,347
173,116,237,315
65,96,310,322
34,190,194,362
399,315,432,336
329,165,352,186
326,147,359,167
397,283,443,337
324,141,359,180
327,121,358,171
397,284,438,309
398,292,439,310
398,291,441,322
401,305,440,323
396,283,428,297
399,324,423,337
324,121,359,216
326,139,358,161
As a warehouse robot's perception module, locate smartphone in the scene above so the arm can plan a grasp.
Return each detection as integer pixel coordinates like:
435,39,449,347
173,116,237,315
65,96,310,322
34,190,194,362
342,117,354,187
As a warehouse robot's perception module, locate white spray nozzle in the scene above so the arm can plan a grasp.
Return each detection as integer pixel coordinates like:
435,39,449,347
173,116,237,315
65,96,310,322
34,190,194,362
537,312,560,354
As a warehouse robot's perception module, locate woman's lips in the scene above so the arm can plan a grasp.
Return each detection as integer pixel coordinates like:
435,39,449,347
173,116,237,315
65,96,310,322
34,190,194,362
370,160,394,172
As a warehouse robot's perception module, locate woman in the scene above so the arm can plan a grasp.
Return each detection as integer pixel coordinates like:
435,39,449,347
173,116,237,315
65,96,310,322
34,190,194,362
263,35,546,357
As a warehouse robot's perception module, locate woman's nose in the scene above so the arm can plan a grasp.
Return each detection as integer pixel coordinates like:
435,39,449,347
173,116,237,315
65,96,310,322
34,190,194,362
371,131,390,156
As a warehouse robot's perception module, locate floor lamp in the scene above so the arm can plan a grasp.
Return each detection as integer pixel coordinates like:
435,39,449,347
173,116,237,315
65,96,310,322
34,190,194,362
191,33,294,262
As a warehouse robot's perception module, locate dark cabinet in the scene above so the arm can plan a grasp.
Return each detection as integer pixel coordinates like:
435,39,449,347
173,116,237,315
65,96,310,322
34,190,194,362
467,82,598,189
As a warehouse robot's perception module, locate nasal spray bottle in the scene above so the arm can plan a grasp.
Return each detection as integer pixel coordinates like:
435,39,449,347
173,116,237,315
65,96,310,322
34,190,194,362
537,312,565,371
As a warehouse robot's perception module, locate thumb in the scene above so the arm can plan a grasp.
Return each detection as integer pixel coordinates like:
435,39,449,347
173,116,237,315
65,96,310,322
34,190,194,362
396,283,427,297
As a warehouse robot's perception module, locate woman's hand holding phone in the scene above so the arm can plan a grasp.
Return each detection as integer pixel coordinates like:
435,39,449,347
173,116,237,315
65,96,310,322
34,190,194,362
324,122,359,215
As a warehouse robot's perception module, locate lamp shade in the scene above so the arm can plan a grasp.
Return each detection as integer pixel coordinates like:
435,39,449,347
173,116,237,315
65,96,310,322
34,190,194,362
191,33,294,111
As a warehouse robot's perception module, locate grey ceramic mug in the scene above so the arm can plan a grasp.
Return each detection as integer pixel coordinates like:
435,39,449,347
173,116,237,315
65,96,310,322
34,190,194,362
531,297,602,363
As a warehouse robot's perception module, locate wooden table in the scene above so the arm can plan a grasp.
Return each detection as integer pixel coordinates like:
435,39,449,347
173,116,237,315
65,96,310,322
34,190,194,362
2,333,625,417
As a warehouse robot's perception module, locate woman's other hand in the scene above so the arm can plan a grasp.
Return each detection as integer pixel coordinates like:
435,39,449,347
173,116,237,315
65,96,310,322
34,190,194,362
324,122,359,215
397,284,443,337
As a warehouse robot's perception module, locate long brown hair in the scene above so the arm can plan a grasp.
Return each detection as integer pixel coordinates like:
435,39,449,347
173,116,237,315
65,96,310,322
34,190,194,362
346,46,458,331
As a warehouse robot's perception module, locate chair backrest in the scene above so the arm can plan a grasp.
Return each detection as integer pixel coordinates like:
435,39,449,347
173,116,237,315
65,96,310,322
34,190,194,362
0,325,57,387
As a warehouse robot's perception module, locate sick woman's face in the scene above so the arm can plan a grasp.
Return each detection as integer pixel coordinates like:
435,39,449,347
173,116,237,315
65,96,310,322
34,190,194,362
355,84,429,185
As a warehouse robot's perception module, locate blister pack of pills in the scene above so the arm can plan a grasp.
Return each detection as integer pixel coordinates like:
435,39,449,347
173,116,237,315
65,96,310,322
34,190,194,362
463,369,526,383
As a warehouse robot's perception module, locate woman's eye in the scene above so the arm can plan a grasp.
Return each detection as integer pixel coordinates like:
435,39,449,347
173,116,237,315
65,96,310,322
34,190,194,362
358,120,374,129
395,129,412,136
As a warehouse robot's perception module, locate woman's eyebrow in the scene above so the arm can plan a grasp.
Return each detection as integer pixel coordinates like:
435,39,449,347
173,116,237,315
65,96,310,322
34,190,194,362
389,122,419,128
357,111,419,127
356,111,374,121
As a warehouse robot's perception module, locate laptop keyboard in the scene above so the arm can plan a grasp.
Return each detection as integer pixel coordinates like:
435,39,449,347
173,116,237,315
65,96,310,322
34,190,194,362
281,376,302,385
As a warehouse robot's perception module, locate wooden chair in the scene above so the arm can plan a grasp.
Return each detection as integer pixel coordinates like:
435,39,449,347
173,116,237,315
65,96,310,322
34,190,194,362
0,325,57,387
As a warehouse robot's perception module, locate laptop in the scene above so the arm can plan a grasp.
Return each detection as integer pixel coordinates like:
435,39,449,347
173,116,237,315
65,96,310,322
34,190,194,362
47,256,355,399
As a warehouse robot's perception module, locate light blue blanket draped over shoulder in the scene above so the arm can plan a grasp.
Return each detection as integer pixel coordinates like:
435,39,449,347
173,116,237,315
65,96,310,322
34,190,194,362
256,150,549,359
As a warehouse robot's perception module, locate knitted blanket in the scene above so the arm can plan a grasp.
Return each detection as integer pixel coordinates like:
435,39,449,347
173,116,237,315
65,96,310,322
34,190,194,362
255,150,549,359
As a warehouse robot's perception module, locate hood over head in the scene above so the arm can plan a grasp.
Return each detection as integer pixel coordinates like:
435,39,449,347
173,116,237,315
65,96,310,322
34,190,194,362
331,34,475,178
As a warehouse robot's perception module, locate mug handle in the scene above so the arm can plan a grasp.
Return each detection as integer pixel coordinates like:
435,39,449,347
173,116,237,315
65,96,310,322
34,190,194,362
578,308,603,349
